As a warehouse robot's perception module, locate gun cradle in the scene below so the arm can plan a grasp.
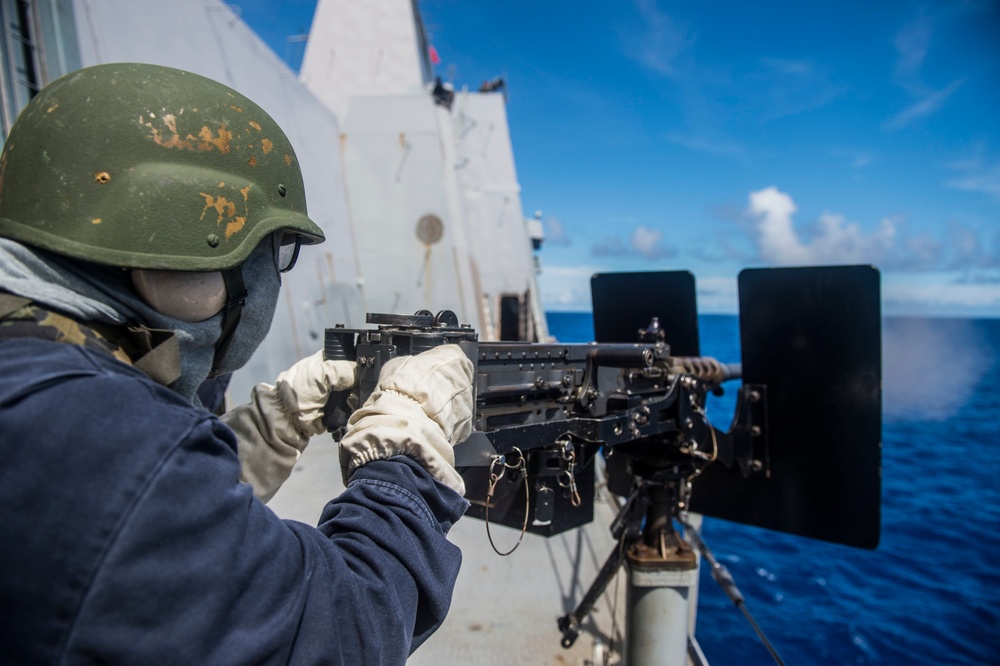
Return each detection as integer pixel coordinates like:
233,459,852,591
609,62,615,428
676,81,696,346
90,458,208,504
324,311,761,537
325,265,883,549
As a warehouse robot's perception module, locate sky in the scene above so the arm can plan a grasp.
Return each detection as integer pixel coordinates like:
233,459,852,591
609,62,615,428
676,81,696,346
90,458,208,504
239,0,1000,317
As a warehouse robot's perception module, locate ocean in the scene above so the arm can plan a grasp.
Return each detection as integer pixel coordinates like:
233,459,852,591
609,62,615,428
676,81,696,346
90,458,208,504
545,312,1000,666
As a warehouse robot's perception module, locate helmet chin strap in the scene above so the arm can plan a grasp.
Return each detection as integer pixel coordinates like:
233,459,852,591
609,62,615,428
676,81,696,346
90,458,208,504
211,267,247,376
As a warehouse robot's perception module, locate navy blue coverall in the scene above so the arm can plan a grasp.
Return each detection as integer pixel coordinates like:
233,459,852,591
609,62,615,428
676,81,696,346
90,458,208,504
0,338,467,664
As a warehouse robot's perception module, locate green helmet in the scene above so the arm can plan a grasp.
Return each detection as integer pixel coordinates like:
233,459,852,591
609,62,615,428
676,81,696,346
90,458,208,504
0,63,325,270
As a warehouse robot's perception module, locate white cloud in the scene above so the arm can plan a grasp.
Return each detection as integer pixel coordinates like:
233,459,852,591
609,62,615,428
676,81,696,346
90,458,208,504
665,132,745,156
591,236,629,258
760,57,813,77
539,264,741,314
538,264,600,311
622,0,694,77
946,160,1000,202
749,57,845,121
746,186,898,266
893,13,933,93
811,212,897,262
630,226,676,260
591,226,677,261
885,12,965,130
883,79,964,131
885,279,1000,310
694,275,738,313
831,147,874,169
543,215,572,246
748,187,809,264
729,186,996,277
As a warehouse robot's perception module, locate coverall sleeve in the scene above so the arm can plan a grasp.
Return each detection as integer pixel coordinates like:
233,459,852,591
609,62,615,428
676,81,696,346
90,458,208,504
64,416,468,665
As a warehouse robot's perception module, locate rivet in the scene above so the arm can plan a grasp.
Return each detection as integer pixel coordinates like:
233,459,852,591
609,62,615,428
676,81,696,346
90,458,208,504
206,234,220,247
277,184,287,197
95,171,111,184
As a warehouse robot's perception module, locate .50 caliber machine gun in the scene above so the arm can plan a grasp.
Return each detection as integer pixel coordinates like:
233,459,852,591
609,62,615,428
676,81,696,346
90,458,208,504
325,308,757,533
322,266,882,665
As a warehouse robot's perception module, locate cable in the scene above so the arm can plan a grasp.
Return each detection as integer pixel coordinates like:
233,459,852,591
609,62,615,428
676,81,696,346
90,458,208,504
739,603,786,666
606,528,628,660
680,517,786,666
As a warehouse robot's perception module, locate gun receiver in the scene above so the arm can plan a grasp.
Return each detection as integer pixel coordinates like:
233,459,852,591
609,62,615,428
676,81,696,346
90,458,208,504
324,309,766,536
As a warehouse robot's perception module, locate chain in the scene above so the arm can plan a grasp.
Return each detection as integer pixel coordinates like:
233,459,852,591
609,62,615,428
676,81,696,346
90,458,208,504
556,439,582,507
485,447,529,556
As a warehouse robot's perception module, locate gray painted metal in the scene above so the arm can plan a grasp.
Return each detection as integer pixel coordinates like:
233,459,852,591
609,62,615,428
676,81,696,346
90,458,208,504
339,93,480,321
625,567,698,665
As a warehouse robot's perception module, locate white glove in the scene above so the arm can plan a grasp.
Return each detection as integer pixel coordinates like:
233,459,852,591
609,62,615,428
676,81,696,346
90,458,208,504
222,350,356,502
339,344,474,495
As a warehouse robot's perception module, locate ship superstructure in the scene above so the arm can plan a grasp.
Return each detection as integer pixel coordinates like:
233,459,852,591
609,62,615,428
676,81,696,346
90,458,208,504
0,0,547,402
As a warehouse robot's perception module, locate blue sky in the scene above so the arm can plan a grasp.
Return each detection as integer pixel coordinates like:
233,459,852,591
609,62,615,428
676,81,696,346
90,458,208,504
240,0,1000,317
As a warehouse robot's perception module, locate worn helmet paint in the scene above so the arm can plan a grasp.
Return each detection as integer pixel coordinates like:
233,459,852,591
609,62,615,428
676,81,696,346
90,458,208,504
0,63,325,270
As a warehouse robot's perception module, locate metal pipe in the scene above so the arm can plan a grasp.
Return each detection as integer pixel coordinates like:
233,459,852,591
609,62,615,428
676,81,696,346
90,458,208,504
623,484,699,666
625,558,698,665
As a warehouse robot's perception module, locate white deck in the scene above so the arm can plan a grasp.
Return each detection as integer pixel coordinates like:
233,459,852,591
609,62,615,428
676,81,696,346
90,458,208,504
269,437,629,665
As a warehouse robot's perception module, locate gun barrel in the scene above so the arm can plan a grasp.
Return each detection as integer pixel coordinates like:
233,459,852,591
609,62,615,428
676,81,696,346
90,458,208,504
671,357,742,385
588,345,655,368
721,362,742,381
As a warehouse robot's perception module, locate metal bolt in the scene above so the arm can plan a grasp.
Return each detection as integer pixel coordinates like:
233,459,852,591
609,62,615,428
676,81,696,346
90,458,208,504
751,425,762,437
751,459,764,472
206,234,220,248
277,184,287,197
94,171,111,184
749,390,761,403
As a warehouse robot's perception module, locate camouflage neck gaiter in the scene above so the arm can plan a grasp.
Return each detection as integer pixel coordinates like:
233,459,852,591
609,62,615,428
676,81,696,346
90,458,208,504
0,237,280,405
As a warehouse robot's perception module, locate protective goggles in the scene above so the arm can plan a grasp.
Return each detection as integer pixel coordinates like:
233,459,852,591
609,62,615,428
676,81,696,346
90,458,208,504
277,232,303,273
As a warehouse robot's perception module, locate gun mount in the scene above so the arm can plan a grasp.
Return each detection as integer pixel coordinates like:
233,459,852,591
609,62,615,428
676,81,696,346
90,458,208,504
324,266,881,550
323,266,881,664
325,308,767,537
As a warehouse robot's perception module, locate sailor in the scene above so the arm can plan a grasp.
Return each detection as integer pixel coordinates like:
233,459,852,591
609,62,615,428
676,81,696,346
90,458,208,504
0,63,472,663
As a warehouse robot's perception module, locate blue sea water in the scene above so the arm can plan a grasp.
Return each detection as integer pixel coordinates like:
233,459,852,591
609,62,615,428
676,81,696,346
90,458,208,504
546,312,1000,666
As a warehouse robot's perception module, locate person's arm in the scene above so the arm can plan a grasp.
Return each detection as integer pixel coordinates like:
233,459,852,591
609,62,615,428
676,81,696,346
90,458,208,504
222,351,356,502
339,344,473,495
66,418,467,664
66,345,472,665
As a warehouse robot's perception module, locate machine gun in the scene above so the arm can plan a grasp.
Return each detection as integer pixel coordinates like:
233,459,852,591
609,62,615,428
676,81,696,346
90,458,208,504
322,266,882,665
325,309,758,531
